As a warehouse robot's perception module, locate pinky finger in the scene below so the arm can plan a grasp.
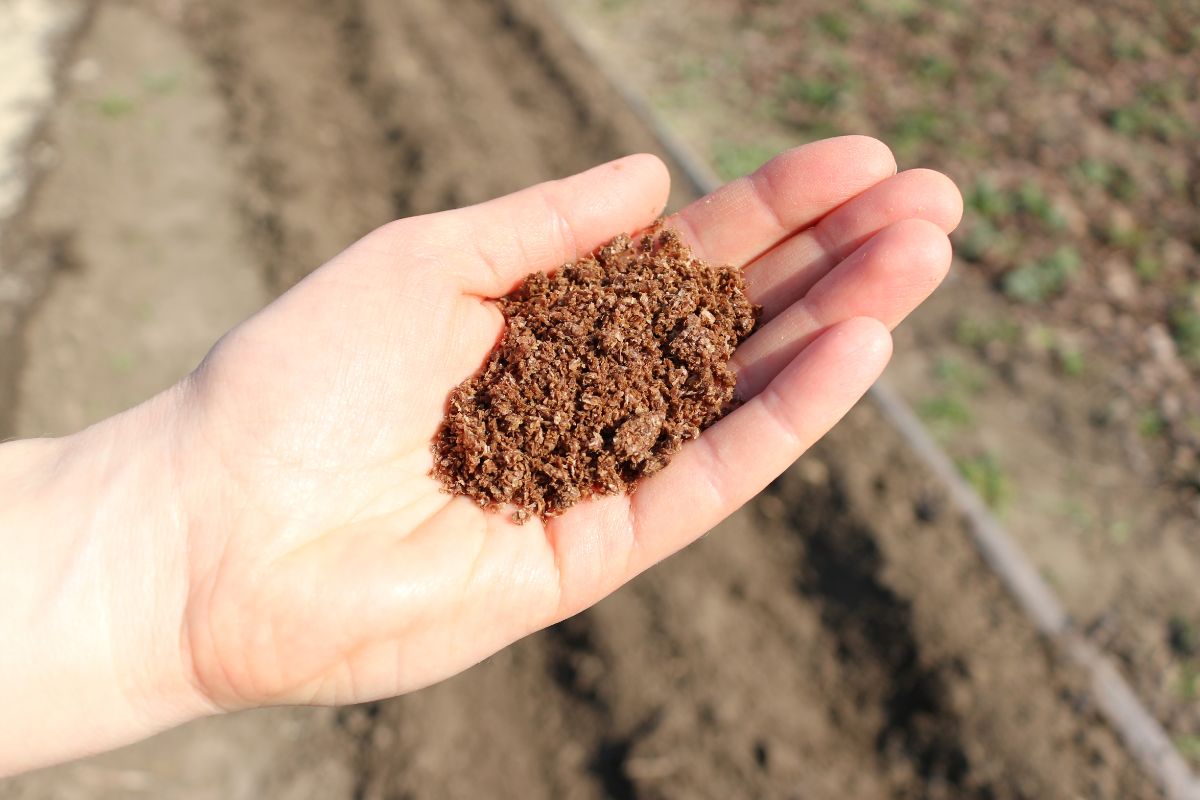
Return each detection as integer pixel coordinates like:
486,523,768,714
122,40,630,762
626,316,892,575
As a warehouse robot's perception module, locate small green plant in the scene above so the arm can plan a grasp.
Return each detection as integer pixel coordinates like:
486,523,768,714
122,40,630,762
1109,104,1148,137
1110,35,1147,61
955,219,1001,262
1032,329,1087,378
966,177,1013,220
1002,246,1081,304
1107,519,1132,545
1036,56,1073,88
1078,158,1114,185
813,11,851,42
97,93,136,118
1176,664,1199,701
1108,96,1186,141
1059,497,1096,531
1138,408,1167,438
777,75,841,110
1102,223,1147,252
1076,159,1136,200
954,316,1021,350
1135,251,1162,281
1142,78,1188,107
956,452,1011,509
1015,181,1066,230
1028,324,1056,352
1171,306,1200,364
1177,734,1200,763
915,55,956,85
934,355,987,393
919,394,972,428
890,108,942,156
1056,346,1086,378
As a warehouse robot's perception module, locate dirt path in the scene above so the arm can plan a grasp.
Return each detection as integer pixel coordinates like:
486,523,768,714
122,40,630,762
0,0,1159,797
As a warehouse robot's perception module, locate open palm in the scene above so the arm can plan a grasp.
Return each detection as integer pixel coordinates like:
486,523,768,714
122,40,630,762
178,137,961,710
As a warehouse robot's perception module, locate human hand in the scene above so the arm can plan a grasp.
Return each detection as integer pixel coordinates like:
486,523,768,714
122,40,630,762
0,136,961,773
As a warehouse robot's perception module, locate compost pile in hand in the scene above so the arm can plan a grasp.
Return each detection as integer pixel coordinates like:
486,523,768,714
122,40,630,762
433,226,760,523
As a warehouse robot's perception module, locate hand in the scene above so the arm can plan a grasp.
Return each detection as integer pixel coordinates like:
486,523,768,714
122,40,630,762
0,136,961,773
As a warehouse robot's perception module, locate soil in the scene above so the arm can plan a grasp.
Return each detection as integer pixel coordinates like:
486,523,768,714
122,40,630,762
0,0,1165,798
435,228,758,521
560,0,1200,775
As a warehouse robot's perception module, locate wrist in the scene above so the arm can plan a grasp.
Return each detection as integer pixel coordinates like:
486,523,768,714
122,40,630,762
0,384,216,776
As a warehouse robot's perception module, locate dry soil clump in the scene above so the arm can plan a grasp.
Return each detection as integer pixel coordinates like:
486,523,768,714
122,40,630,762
433,227,759,522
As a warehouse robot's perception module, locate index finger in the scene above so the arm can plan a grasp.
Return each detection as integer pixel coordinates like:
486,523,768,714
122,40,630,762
668,136,897,267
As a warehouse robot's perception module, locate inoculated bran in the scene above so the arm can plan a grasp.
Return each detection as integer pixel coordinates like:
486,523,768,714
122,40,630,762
433,227,760,523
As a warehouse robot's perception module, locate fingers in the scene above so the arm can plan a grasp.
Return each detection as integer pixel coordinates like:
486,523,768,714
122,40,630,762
744,168,963,320
441,153,671,296
734,217,951,399
625,317,892,575
667,136,897,268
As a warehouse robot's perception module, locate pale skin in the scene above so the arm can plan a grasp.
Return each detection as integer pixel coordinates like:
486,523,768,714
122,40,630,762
0,136,961,776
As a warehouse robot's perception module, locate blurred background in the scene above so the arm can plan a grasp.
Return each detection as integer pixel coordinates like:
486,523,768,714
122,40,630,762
0,0,1195,797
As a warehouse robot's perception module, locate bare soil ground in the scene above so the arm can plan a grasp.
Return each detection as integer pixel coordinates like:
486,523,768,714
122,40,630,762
559,0,1200,772
0,0,1166,797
